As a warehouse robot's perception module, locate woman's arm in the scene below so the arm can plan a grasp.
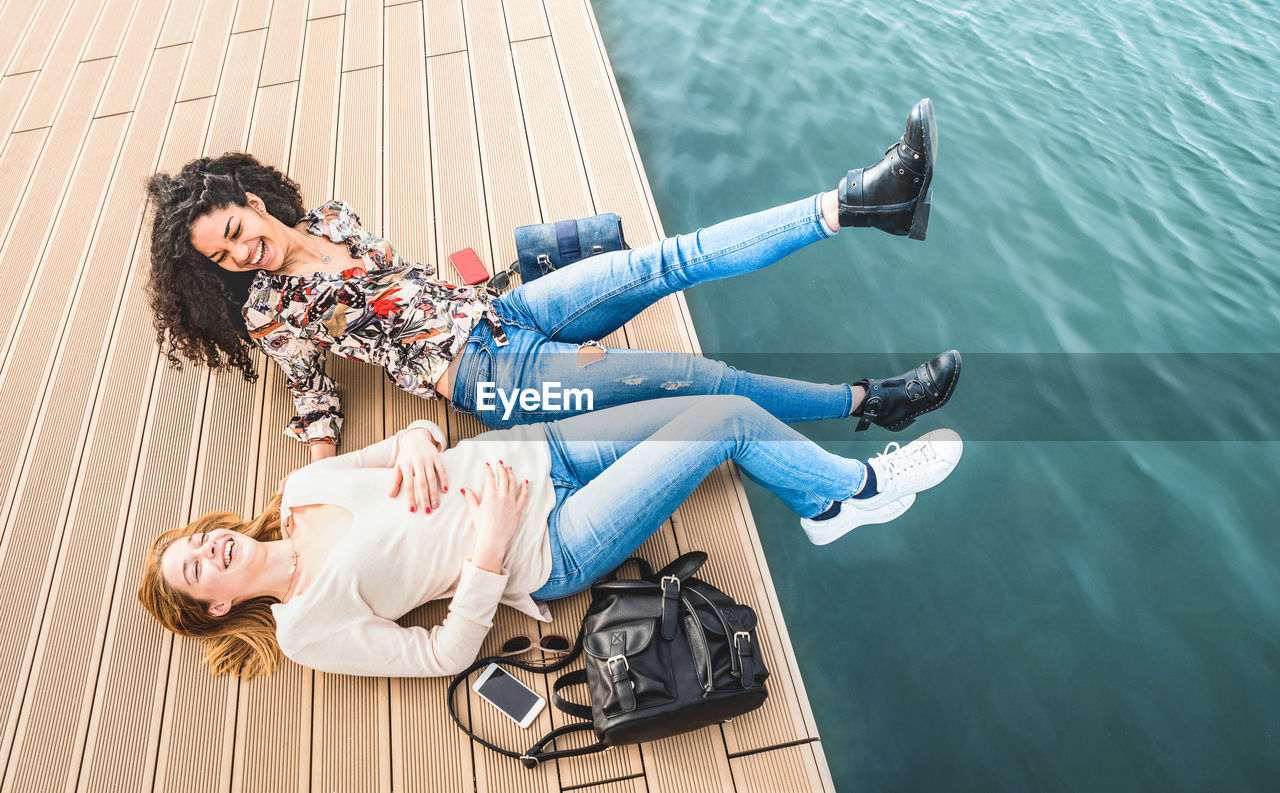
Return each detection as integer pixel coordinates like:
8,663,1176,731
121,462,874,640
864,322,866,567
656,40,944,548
248,322,345,448
288,560,510,677
304,421,449,512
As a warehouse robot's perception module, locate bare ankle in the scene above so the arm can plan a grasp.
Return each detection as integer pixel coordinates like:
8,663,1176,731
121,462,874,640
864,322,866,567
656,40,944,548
820,190,840,234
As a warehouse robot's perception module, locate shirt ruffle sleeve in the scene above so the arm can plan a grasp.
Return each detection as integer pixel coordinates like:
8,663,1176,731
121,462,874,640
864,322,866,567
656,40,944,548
246,307,344,446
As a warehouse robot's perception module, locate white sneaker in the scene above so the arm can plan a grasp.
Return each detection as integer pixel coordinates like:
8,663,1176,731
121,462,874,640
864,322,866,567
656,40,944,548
800,492,916,545
858,428,964,510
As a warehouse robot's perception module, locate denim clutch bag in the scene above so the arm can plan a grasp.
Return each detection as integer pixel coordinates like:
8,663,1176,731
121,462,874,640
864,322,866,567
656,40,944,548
514,213,628,283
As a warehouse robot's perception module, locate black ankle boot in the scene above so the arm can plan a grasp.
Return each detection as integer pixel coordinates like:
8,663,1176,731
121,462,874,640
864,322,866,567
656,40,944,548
838,98,937,240
853,349,960,431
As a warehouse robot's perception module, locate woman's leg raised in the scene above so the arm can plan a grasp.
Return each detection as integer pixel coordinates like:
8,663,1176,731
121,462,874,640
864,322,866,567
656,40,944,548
493,193,837,344
530,395,868,600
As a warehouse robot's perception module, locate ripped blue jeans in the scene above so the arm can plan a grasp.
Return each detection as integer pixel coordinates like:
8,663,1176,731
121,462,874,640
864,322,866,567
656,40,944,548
530,395,869,600
450,194,854,429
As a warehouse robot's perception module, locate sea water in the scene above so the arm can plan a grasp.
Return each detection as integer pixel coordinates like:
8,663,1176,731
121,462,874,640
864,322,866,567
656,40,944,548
592,0,1280,789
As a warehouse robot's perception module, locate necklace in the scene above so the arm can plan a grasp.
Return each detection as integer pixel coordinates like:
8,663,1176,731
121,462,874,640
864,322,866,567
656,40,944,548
280,229,331,276
282,519,301,599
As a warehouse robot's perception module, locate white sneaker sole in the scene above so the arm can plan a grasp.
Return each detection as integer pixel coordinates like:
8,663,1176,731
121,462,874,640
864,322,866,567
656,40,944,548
800,492,916,545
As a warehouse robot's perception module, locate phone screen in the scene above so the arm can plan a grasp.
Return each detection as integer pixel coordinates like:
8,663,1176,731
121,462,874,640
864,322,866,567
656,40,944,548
476,666,541,722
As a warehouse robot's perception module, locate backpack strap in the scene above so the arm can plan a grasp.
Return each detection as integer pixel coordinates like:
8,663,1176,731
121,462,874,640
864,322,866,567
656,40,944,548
656,551,707,582
446,631,587,765
550,669,593,720
519,722,608,768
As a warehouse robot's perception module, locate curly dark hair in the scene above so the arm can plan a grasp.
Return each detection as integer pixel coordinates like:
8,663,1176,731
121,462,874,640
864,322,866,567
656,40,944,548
145,152,306,381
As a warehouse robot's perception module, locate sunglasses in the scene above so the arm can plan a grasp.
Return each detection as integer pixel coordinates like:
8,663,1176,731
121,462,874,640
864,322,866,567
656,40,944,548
487,261,522,292
499,633,573,658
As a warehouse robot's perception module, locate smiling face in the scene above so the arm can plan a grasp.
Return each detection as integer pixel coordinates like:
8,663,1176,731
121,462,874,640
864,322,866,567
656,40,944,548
160,528,262,616
188,192,291,274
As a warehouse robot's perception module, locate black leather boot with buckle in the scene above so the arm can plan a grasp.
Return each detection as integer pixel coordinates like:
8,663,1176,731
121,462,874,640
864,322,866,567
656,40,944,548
838,98,937,240
853,349,961,432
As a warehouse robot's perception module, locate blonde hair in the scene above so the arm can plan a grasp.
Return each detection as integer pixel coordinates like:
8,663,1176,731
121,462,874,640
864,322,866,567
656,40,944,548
137,494,284,678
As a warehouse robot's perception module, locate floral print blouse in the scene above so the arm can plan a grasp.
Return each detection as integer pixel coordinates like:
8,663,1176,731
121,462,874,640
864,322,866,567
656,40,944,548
242,200,506,446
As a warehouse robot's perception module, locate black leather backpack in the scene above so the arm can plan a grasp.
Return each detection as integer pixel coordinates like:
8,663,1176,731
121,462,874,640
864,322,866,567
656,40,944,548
447,552,770,767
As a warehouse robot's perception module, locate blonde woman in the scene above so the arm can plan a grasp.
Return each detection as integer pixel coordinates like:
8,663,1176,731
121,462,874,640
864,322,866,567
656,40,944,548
138,395,963,678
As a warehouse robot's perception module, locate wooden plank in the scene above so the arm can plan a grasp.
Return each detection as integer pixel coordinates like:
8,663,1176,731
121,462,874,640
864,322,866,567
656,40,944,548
153,637,240,793
425,0,465,56
642,726,735,793
232,0,272,33
5,0,74,75
0,113,131,793
177,0,237,101
232,662,313,793
0,62,112,385
0,0,42,76
309,0,346,19
0,77,39,156
383,2,434,266
204,28,268,155
0,128,45,214
568,780,648,793
245,81,298,169
96,0,171,117
13,0,108,131
82,0,143,61
462,0,539,278
289,13,342,204
426,51,487,272
389,605,474,793
312,674,390,793
502,0,547,42
337,67,382,231
509,38,588,221
543,0,655,240
343,0,382,71
71,91,211,793
728,743,826,793
157,0,204,47
258,0,307,86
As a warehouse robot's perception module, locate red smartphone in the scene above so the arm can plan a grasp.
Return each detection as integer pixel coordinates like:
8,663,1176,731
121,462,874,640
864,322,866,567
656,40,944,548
448,247,490,285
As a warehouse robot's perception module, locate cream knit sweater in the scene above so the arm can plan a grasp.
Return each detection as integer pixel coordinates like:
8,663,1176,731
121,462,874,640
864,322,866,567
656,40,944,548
270,420,555,677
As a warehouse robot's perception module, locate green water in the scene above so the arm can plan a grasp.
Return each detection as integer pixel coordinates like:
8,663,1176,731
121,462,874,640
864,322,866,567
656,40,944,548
591,0,1279,790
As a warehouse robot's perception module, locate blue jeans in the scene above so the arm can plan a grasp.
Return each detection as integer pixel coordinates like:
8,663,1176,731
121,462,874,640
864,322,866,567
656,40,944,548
529,395,868,600
452,194,853,429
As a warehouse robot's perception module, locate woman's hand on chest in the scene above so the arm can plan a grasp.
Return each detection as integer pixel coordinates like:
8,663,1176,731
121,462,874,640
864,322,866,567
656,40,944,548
389,428,448,513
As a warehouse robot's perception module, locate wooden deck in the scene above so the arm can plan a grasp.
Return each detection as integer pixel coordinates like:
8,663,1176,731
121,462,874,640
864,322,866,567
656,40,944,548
0,1,835,791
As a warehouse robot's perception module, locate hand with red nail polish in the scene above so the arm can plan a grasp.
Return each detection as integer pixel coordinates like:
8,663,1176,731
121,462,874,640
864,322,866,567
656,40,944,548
389,426,449,514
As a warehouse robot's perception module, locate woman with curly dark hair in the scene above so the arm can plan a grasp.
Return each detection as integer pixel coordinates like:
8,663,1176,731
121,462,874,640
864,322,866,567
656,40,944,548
145,100,961,506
